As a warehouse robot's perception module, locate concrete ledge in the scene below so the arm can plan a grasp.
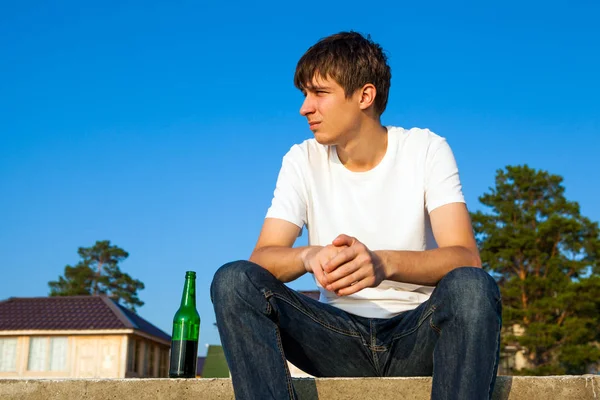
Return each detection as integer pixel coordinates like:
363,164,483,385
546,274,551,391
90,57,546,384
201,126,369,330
0,376,598,399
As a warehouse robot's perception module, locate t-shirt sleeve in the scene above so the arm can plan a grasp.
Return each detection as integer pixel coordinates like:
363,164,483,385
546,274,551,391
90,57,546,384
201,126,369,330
265,145,307,229
424,137,465,213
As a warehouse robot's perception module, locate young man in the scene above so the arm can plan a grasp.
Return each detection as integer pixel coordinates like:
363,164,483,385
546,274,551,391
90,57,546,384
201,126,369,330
211,31,502,399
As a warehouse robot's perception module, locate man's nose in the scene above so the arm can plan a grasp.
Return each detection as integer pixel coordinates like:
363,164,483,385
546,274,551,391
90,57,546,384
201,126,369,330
300,95,315,116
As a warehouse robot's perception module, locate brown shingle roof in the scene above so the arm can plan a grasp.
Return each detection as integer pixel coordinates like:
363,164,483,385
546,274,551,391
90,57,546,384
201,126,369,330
0,296,170,342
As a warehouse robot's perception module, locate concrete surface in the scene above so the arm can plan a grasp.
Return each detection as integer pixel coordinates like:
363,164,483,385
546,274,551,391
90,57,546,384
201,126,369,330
0,375,599,399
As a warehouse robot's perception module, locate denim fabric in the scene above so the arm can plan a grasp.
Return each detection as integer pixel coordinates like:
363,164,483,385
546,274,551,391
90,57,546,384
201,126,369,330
211,261,502,400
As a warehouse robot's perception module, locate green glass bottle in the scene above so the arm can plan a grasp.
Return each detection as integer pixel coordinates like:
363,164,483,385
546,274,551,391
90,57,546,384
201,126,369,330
169,271,200,378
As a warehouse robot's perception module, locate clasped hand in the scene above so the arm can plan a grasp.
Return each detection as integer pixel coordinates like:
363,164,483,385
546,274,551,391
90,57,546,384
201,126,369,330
302,234,387,296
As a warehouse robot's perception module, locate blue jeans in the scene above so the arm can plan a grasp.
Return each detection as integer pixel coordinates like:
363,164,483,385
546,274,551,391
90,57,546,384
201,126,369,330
211,261,502,399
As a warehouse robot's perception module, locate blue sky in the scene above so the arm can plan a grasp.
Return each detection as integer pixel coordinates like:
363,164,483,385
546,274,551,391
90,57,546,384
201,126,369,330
1,1,598,356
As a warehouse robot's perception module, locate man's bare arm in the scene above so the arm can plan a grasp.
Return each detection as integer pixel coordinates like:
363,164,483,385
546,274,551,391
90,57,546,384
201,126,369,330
323,202,481,294
249,218,321,282
381,202,481,286
377,248,480,287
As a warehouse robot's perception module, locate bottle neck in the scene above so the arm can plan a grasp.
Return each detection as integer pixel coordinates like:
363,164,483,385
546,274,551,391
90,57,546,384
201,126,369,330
179,276,196,308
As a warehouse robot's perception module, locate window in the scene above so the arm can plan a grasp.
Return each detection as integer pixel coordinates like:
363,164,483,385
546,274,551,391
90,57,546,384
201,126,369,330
27,337,68,371
0,338,18,372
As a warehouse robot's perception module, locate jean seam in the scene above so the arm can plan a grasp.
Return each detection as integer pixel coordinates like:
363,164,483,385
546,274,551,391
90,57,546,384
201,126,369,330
487,298,502,399
370,320,382,376
429,304,442,334
485,319,500,400
265,298,272,315
391,306,437,341
268,292,362,338
429,317,441,334
274,326,296,400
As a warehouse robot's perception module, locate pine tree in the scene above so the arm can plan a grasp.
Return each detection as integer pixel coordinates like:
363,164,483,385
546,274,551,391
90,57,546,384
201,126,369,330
48,240,145,311
472,165,600,375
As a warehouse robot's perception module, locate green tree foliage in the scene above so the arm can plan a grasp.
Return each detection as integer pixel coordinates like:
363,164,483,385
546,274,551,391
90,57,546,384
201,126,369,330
48,240,145,311
472,165,600,375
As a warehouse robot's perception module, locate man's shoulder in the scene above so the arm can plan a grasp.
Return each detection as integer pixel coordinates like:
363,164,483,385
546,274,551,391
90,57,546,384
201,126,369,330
283,137,328,162
388,126,446,143
388,126,450,158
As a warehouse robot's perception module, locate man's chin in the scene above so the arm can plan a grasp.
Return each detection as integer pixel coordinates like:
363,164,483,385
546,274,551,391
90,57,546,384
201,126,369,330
313,132,336,145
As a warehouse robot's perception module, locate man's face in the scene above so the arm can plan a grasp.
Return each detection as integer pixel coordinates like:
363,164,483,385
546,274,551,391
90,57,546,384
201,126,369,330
299,75,362,145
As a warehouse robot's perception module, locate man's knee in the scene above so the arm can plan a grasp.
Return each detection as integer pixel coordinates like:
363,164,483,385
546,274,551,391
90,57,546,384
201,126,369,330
211,260,255,303
210,260,273,310
436,267,501,324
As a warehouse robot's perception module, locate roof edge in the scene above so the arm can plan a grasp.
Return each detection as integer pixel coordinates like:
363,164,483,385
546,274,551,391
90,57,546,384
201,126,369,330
0,295,111,303
99,295,137,330
131,329,171,346
0,329,134,336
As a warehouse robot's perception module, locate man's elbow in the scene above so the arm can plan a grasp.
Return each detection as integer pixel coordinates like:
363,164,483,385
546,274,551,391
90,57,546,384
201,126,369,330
249,245,269,265
470,250,482,268
457,245,482,268
248,251,260,265
248,249,291,282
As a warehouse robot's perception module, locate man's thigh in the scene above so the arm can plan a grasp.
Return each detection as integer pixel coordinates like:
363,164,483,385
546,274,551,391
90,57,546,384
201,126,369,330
267,288,378,378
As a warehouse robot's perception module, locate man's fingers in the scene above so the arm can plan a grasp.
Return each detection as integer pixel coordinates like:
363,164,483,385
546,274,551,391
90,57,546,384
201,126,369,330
323,247,356,273
332,234,354,247
335,278,369,296
326,272,362,292
324,260,361,290
309,260,328,288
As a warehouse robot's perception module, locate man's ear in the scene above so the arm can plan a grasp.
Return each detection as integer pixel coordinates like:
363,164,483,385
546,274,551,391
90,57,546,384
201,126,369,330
358,83,377,111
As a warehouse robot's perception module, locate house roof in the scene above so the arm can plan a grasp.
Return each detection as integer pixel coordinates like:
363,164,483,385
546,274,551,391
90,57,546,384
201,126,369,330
298,290,320,300
0,295,170,342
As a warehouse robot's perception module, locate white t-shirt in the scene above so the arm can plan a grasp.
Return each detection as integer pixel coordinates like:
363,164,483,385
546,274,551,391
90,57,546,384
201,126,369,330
265,126,466,319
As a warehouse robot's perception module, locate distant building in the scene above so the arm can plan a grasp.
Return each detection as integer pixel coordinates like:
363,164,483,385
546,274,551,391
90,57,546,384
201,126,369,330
200,345,229,378
298,290,320,301
0,296,170,379
196,355,206,377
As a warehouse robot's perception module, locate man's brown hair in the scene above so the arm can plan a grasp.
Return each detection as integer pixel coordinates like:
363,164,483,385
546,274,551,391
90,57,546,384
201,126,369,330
294,31,392,116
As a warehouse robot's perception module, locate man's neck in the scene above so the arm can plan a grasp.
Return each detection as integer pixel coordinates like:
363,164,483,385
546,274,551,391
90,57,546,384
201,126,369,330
336,121,388,172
